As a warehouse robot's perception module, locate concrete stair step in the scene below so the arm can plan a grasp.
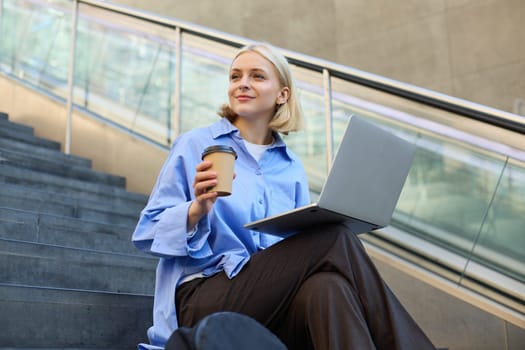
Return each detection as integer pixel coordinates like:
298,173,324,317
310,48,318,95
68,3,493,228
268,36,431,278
0,136,92,167
0,175,147,208
0,113,91,167
0,126,60,150
0,238,157,295
0,207,139,254
0,192,138,227
0,163,147,203
0,205,137,245
0,283,152,349
0,148,126,187
0,118,35,135
0,183,144,220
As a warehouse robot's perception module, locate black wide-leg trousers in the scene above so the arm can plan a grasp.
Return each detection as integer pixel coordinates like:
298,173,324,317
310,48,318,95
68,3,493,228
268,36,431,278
175,224,435,350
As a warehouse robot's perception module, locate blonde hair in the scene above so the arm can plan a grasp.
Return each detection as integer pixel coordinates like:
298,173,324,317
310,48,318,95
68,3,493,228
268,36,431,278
218,42,304,134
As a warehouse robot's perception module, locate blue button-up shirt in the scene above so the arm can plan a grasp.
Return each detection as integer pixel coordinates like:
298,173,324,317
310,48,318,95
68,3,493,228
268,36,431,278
132,117,310,349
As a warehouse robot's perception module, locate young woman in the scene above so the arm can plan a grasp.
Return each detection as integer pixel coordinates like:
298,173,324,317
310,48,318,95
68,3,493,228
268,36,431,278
132,42,435,350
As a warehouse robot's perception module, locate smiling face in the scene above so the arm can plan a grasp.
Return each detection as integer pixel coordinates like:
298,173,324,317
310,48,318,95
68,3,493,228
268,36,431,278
228,51,289,124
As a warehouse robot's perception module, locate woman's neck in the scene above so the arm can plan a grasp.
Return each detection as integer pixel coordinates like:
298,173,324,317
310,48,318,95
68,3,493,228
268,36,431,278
233,117,273,145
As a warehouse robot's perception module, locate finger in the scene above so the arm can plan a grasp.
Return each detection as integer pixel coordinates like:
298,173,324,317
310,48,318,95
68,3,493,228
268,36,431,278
196,160,213,172
194,169,217,180
195,191,218,210
194,179,217,195
193,171,217,188
198,191,218,201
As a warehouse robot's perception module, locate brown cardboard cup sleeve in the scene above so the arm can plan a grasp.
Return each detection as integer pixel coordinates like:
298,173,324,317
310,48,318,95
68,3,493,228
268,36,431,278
201,145,237,196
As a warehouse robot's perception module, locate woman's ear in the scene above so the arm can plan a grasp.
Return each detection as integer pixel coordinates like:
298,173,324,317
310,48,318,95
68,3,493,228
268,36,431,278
277,87,290,105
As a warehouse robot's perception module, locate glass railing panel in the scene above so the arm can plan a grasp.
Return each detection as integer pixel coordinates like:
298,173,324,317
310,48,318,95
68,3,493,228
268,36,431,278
0,1,12,71
74,2,176,145
469,158,525,285
284,66,326,192
462,158,525,309
402,135,507,250
329,73,525,153
0,0,24,73
329,75,525,291
0,0,71,98
179,33,234,134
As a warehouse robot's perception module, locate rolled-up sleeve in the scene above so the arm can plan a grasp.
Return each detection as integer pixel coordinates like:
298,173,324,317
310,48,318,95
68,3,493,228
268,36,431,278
132,137,213,259
148,202,191,256
145,203,213,258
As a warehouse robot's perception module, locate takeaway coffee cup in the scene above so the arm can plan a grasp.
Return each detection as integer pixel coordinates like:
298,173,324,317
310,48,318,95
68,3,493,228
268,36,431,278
201,145,237,196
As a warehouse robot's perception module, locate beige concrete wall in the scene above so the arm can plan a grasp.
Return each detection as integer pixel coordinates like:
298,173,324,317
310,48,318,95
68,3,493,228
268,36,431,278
115,0,525,116
0,75,166,195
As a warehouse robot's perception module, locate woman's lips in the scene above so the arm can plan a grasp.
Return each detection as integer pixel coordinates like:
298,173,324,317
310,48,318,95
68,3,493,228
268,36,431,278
236,95,254,101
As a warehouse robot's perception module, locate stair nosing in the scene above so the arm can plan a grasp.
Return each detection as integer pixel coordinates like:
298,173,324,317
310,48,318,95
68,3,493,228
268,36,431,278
0,206,138,230
0,163,146,201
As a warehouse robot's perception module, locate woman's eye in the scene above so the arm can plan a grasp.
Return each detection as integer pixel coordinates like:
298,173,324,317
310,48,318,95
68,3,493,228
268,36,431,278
254,74,265,80
230,74,240,81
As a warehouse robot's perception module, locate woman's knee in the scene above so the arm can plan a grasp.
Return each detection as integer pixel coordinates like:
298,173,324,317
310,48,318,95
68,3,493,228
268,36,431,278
292,272,349,311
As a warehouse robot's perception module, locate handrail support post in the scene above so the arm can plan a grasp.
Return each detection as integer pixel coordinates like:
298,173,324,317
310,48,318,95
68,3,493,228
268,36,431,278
65,0,79,154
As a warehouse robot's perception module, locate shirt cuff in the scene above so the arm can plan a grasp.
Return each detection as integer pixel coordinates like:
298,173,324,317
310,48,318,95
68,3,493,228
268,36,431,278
149,202,192,256
187,226,198,238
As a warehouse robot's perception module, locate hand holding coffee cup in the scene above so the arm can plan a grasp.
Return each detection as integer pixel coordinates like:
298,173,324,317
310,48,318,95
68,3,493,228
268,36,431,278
201,145,237,196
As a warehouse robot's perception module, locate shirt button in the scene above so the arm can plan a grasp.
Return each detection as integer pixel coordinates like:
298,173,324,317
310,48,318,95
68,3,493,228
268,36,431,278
255,169,262,175
258,199,263,204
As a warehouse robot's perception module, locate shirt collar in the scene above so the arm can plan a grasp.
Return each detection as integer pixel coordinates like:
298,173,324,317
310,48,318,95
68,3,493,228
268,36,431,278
211,118,294,161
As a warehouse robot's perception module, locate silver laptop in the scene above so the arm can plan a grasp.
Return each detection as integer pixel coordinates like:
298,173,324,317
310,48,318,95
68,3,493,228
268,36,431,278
244,115,416,236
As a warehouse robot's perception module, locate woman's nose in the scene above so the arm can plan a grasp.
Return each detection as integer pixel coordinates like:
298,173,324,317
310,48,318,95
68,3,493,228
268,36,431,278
237,76,250,89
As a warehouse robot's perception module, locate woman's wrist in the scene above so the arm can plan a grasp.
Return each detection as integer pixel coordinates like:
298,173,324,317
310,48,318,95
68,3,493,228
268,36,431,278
187,201,204,231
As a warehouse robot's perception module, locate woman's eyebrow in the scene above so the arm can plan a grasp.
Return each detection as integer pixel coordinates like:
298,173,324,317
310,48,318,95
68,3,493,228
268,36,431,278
230,67,268,73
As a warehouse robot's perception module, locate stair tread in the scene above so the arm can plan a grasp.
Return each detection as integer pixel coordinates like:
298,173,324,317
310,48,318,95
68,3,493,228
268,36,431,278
0,283,152,348
0,238,157,294
0,183,144,218
0,127,60,150
0,118,34,135
0,163,147,202
0,137,91,167
0,150,126,187
0,209,141,256
0,206,137,229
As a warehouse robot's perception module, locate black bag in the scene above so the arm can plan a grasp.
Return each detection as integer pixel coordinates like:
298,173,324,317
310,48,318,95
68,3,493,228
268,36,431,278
165,312,287,350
